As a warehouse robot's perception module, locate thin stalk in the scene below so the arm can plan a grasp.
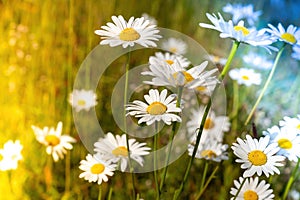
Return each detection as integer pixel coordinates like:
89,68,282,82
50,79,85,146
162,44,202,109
98,185,102,200
154,122,160,200
160,86,183,192
219,41,240,79
173,41,240,199
195,165,219,200
231,81,239,132
173,99,211,200
107,185,113,200
123,50,136,199
282,158,300,200
244,44,286,125
232,177,247,200
65,0,74,194
200,162,209,191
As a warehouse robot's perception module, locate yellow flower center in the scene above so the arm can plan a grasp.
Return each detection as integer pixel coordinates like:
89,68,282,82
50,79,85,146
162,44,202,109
112,146,128,157
146,102,167,115
0,154,3,161
296,124,300,129
204,118,215,129
248,150,267,166
244,190,258,200
45,135,60,146
173,71,194,84
200,150,217,158
90,163,105,174
196,86,207,92
242,75,249,80
212,56,221,63
234,25,250,36
77,100,86,106
165,60,174,65
278,138,292,149
281,33,296,44
119,28,140,41
170,47,178,53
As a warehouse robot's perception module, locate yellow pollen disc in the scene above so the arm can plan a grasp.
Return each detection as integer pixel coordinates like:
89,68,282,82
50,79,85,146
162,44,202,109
200,150,217,158
278,138,293,149
165,60,174,65
242,75,249,80
296,124,300,129
244,190,258,200
45,135,60,146
173,71,194,84
248,150,267,166
281,33,296,44
77,99,86,106
196,86,207,92
234,25,250,36
146,102,167,115
112,146,128,157
90,163,105,174
213,56,220,63
204,118,215,129
119,28,140,41
170,47,178,53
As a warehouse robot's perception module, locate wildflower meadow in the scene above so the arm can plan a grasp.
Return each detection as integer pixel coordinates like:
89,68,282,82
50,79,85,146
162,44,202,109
1,0,300,199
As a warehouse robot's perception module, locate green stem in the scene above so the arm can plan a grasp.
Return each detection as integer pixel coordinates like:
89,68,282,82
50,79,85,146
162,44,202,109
173,100,211,200
108,185,113,200
154,122,160,200
244,44,286,125
98,184,102,200
219,41,240,80
195,165,219,200
232,177,247,200
160,86,183,192
65,0,74,194
231,81,239,132
282,158,300,200
123,50,136,199
173,41,240,199
200,162,209,191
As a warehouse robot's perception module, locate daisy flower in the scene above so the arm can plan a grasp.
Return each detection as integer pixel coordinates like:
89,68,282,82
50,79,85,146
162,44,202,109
230,176,275,200
141,13,157,26
199,13,276,53
31,122,76,162
187,106,230,144
265,23,300,46
0,140,23,171
94,15,161,48
208,54,227,66
263,125,300,162
229,68,262,86
231,135,285,177
126,89,181,125
68,89,97,112
223,3,262,26
149,52,191,68
161,37,187,55
188,139,228,162
194,78,218,96
242,52,273,70
142,60,218,89
279,115,300,134
94,132,151,172
292,45,300,60
79,154,116,185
